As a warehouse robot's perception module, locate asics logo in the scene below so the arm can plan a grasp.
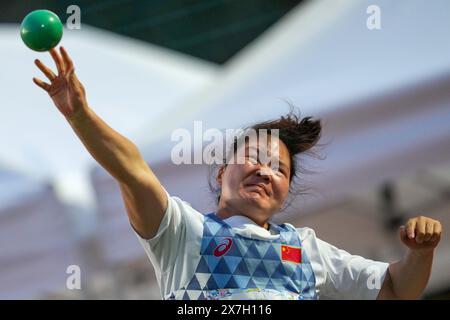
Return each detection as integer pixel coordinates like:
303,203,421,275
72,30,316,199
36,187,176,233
213,237,233,257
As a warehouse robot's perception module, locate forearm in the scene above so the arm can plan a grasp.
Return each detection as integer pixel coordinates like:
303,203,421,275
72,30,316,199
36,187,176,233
388,249,434,299
68,106,150,185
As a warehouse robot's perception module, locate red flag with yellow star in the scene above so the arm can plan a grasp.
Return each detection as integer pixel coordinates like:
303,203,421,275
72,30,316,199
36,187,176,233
281,244,302,263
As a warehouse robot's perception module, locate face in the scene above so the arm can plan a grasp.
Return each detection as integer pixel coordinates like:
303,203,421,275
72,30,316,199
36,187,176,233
217,135,291,224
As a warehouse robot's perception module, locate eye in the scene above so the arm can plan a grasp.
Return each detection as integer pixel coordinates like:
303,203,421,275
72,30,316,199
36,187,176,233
271,165,287,177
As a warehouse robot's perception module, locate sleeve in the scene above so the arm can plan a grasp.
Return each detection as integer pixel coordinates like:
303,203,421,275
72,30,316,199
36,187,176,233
132,189,204,297
316,237,389,300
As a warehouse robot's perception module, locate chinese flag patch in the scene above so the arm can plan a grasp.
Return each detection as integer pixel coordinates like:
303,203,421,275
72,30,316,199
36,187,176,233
281,245,302,264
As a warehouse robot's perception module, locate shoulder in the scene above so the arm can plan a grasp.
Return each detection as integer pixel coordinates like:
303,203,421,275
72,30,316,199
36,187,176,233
166,193,206,236
167,193,206,221
294,226,318,240
292,226,323,258
281,223,319,242
281,224,322,257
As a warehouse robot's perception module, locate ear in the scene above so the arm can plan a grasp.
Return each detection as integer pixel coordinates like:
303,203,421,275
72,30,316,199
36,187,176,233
216,165,226,185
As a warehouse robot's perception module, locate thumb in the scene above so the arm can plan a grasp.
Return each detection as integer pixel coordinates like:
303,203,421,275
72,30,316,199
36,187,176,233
399,225,407,242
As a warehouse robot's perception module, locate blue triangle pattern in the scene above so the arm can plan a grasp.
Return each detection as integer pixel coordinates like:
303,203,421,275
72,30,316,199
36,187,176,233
213,257,231,274
204,255,220,272
236,238,250,256
262,244,279,260
252,261,270,278
285,279,299,293
223,256,242,274
283,262,296,278
206,274,218,288
212,273,232,288
255,241,271,258
245,277,257,289
204,238,219,255
233,275,251,288
203,223,213,237
205,220,222,236
292,267,303,281
271,262,287,279
279,230,292,243
265,279,277,290
186,275,201,290
195,256,210,273
244,242,261,259
224,240,242,257
224,276,239,289
201,236,214,253
303,266,314,281
270,278,286,288
253,276,270,288
234,259,251,276
215,226,232,237
169,213,317,299
244,258,261,275
262,260,280,277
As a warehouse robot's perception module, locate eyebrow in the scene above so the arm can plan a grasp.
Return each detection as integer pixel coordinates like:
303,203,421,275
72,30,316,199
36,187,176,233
246,146,290,170
278,160,289,170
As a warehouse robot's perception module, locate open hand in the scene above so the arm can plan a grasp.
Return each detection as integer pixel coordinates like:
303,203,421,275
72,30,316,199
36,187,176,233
33,46,87,119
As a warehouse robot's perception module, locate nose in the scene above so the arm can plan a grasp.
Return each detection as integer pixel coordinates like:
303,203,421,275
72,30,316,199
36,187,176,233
256,166,272,182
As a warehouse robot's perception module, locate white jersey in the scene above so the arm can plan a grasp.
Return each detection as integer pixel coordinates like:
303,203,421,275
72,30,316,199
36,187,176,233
134,191,389,300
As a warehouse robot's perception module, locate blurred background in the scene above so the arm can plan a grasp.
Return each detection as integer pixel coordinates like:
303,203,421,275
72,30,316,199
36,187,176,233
1,0,449,299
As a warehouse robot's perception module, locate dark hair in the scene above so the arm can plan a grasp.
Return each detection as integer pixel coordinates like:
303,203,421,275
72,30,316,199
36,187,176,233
208,105,324,209
249,111,322,182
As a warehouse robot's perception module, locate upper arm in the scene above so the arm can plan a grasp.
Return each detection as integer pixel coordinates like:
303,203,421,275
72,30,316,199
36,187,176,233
316,238,390,299
119,167,168,239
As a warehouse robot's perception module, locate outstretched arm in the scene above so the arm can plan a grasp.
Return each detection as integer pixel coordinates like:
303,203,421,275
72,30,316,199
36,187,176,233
33,46,167,239
377,216,442,299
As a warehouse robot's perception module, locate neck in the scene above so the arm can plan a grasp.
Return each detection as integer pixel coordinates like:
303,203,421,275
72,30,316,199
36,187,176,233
216,206,270,230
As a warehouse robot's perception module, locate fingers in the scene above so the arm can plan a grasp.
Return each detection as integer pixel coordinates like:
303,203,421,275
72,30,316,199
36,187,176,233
430,221,442,242
34,59,56,81
424,221,434,242
49,48,65,75
33,77,50,91
407,216,443,245
415,217,427,244
406,219,416,239
60,46,74,73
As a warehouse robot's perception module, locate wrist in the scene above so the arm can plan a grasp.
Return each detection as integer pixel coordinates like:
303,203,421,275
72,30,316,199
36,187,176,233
67,106,91,127
408,247,435,259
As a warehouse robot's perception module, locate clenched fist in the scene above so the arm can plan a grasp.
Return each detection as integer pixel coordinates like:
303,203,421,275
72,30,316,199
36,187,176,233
399,216,442,251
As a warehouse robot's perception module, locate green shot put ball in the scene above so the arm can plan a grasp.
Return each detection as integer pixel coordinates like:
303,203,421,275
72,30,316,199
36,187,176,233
20,10,63,52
